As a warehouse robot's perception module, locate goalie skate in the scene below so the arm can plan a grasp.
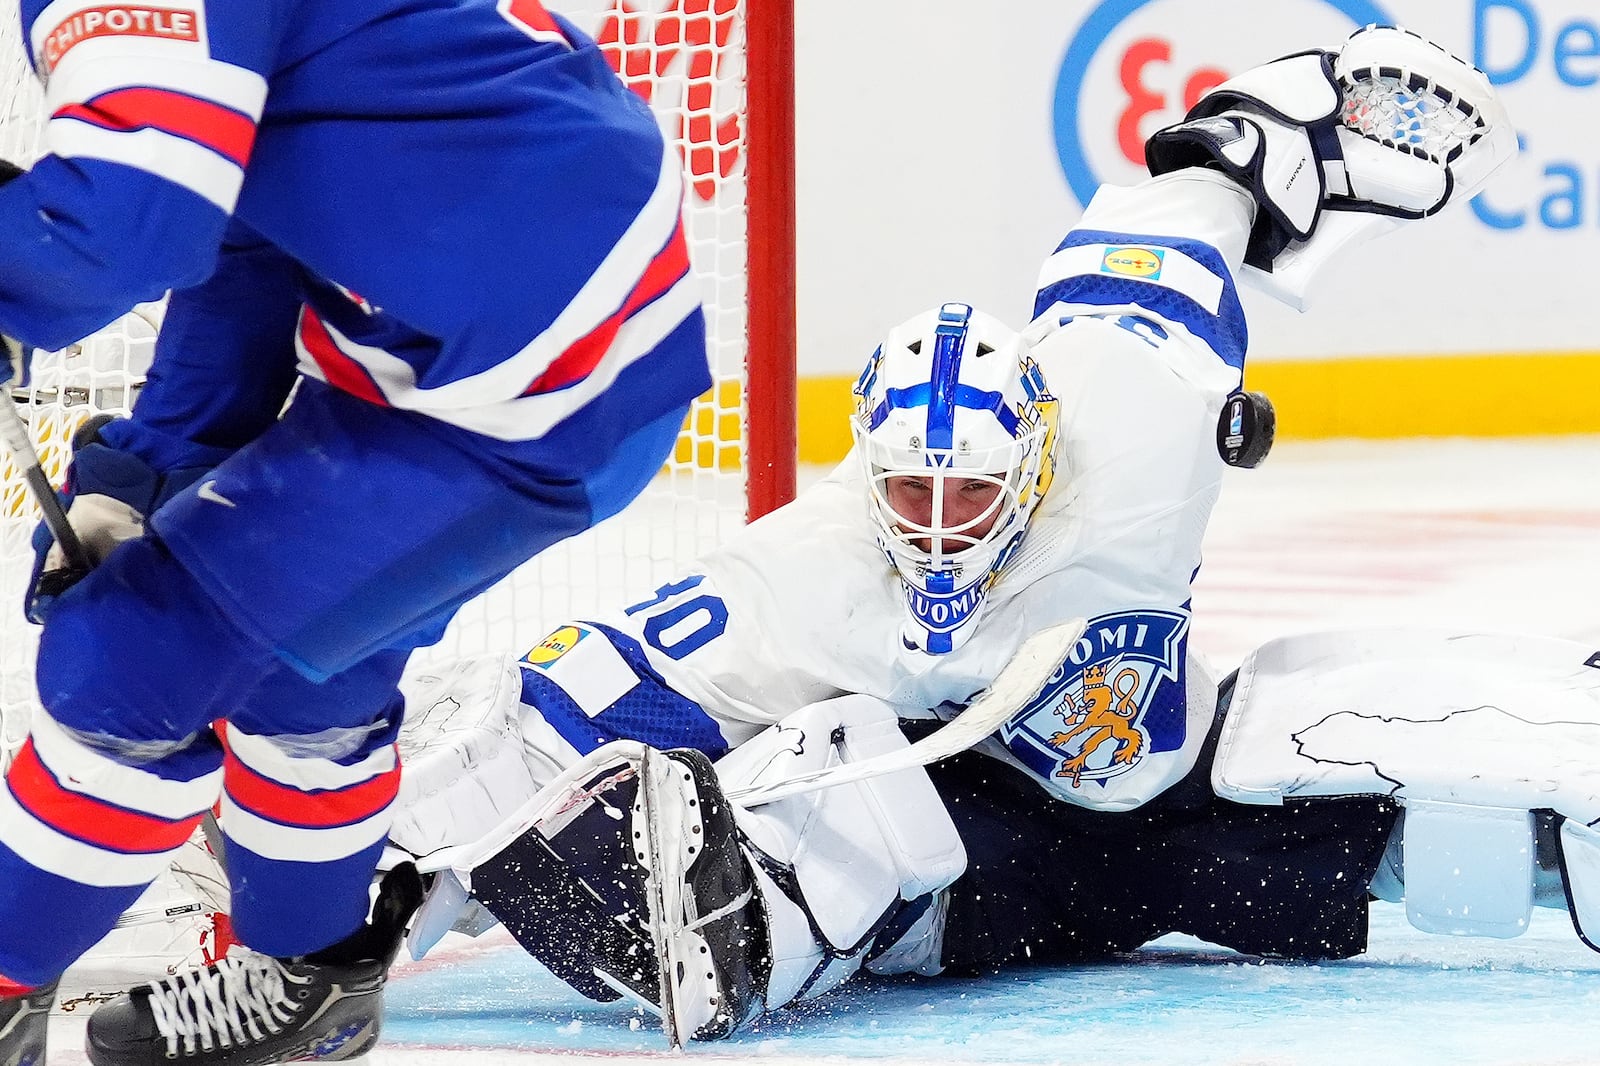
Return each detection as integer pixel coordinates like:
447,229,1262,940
468,743,769,1046
634,746,769,1046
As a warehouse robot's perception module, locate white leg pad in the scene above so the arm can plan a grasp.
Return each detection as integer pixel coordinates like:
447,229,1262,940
803,954,867,1003
865,891,950,977
1213,628,1600,949
392,655,581,861
1559,820,1600,950
714,693,967,1005
748,860,826,1007
1401,800,1534,939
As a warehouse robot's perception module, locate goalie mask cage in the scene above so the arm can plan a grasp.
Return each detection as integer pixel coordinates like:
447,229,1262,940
0,0,797,771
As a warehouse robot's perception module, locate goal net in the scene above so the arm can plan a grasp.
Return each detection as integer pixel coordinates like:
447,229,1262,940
0,0,794,775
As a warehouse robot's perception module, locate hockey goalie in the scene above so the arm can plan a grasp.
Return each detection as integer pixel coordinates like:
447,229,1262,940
13,23,1578,1066
378,24,1560,1050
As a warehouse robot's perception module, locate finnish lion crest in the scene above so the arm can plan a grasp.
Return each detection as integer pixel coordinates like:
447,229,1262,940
1047,662,1145,787
1000,610,1189,788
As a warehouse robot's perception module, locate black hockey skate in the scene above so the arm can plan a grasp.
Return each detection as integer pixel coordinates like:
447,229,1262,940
84,864,424,1066
471,745,770,1043
0,979,57,1066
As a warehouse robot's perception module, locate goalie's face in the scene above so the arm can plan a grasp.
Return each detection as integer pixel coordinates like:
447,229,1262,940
882,472,1007,557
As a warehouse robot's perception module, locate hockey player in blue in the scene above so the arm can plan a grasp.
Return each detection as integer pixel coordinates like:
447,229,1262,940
0,0,709,1062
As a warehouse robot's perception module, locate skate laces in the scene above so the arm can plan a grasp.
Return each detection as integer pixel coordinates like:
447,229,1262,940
146,953,309,1056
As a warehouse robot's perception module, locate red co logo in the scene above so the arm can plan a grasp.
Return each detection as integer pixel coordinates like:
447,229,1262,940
1115,38,1226,166
596,0,743,203
1053,0,1386,205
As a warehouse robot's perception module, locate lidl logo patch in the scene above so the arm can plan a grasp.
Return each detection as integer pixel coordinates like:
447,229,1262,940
1101,246,1164,278
522,624,587,669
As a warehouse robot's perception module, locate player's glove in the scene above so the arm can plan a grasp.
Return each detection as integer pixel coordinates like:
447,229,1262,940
26,415,221,623
0,160,28,388
1144,25,1516,308
1,336,26,390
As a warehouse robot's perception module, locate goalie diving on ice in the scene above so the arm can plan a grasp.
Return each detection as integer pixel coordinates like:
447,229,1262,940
17,23,1568,1064
359,24,1557,1050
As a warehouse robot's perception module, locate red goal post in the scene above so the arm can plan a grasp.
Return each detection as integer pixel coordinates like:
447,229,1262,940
589,0,795,518
0,0,797,769
736,0,798,518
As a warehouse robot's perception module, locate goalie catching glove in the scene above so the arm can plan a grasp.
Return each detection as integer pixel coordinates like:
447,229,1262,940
1144,25,1516,304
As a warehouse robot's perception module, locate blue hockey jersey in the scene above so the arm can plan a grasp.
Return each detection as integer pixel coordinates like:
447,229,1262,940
3,0,709,448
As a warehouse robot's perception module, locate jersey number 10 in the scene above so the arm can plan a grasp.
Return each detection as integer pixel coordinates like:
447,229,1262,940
625,575,729,661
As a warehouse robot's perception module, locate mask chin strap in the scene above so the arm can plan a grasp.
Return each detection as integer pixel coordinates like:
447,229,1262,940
895,519,1036,655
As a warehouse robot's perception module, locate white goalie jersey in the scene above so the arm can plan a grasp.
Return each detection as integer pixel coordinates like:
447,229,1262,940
418,169,1258,816
435,25,1526,828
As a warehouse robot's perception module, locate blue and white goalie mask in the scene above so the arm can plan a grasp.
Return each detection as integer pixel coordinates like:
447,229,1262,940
852,303,1059,655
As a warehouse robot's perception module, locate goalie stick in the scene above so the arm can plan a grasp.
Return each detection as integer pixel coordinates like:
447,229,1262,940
726,617,1088,805
407,616,1088,877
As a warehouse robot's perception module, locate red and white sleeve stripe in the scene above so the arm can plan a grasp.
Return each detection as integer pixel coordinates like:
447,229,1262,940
31,0,267,212
294,145,703,441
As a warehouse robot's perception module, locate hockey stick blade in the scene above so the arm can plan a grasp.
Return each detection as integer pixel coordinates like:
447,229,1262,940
727,617,1087,807
0,389,93,572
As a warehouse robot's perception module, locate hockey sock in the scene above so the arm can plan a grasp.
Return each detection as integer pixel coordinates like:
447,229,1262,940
0,974,39,996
